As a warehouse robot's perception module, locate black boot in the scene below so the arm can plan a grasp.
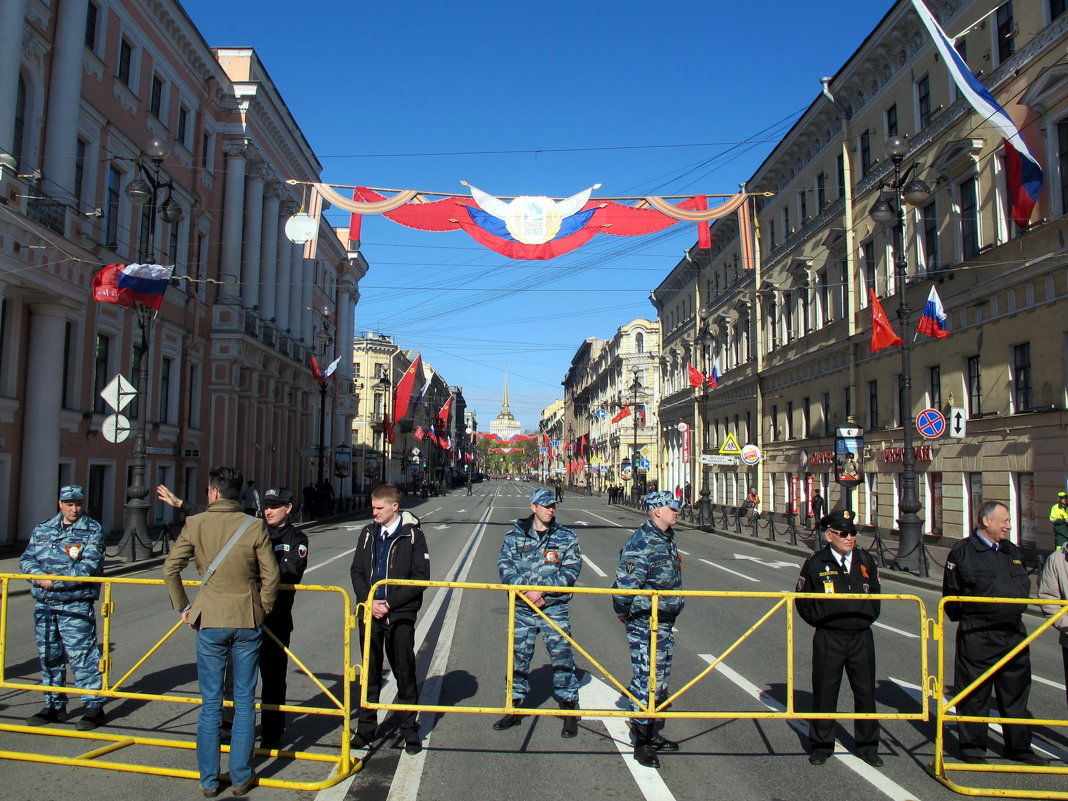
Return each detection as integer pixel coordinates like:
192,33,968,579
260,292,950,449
632,723,660,768
559,700,578,738
649,726,679,752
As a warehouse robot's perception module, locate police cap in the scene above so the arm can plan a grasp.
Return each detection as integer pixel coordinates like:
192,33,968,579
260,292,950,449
59,485,84,501
818,509,857,534
263,488,293,507
643,491,682,511
529,488,557,507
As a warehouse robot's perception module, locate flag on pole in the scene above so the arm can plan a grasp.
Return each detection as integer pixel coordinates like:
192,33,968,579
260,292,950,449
91,264,136,308
383,412,396,444
638,404,647,428
917,286,950,338
393,355,422,420
869,290,903,352
687,362,705,388
910,0,1043,227
92,263,173,309
414,425,425,440
437,396,453,426
612,404,631,423
707,358,721,389
321,355,343,379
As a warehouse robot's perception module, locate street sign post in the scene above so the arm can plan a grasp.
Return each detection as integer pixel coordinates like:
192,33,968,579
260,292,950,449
916,408,946,439
702,454,738,466
101,414,131,444
100,373,136,414
948,407,966,438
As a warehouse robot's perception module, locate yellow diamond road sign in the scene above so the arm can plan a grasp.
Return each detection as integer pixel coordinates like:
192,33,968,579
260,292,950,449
719,433,742,455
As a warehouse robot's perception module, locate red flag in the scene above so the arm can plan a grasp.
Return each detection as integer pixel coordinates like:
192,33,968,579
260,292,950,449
307,356,324,385
383,412,396,444
437,395,453,426
694,195,711,249
579,435,586,460
349,188,364,244
612,405,631,423
393,355,422,420
687,362,705,388
639,405,647,428
414,425,424,440
91,264,136,308
869,290,903,352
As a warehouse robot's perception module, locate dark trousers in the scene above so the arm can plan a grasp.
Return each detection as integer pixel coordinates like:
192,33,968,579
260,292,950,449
954,624,1033,755
809,627,878,755
259,622,292,741
357,618,418,739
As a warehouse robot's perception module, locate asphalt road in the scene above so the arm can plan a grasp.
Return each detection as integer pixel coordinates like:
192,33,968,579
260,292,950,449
2,480,1068,801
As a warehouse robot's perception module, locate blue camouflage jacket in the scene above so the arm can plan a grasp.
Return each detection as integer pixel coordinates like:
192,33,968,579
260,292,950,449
20,512,105,603
497,515,582,608
613,520,684,621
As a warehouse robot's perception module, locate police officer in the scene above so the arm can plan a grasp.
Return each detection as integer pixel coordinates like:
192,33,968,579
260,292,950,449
796,509,882,767
612,491,684,769
20,485,107,730
943,500,1045,765
1049,491,1068,549
494,488,582,737
259,488,308,749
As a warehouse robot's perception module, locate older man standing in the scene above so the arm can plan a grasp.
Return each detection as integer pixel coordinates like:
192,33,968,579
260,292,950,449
943,500,1044,765
613,491,684,769
164,466,280,798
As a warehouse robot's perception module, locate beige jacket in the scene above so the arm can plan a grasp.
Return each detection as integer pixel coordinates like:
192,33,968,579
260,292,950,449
163,499,280,629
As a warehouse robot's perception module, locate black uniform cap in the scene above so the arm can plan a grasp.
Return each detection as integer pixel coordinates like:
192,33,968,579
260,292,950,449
818,509,857,534
263,488,293,507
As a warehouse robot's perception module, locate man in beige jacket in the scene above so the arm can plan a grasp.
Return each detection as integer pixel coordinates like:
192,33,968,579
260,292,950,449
164,466,279,798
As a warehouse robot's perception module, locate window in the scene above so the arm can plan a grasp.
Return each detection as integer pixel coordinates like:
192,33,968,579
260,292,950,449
844,386,852,423
920,200,940,272
177,106,189,147
1058,121,1068,215
928,365,941,409
786,401,794,439
85,2,99,51
967,355,982,416
996,2,1015,64
168,218,180,263
816,172,827,209
74,139,87,204
799,190,807,223
959,177,980,259
150,75,163,118
138,203,153,261
836,153,845,199
1053,0,1067,21
868,380,879,429
1012,342,1032,412
768,219,775,249
93,334,110,414
859,131,871,177
103,166,120,248
783,202,790,234
188,364,201,428
13,75,26,167
822,393,831,435
802,397,810,438
862,240,876,302
118,38,133,86
885,103,898,137
159,357,172,423
771,405,779,441
635,332,645,353
201,132,211,170
62,322,74,409
819,270,830,324
916,75,931,130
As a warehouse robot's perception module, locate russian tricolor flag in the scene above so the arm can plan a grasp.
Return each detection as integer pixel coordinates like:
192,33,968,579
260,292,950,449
917,286,950,339
911,0,1042,228
707,357,721,389
116,263,173,309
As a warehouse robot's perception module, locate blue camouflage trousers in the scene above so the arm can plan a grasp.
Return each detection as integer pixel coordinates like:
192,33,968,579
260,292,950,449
510,603,579,704
626,617,675,724
34,601,103,710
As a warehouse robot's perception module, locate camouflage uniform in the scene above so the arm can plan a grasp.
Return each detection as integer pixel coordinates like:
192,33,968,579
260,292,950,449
497,514,582,704
20,511,106,712
613,519,684,723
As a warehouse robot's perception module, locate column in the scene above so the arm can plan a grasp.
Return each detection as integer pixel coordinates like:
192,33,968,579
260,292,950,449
301,259,313,345
275,201,295,332
259,182,280,321
240,164,264,310
41,0,85,200
0,0,28,157
18,304,68,536
219,142,247,297
287,238,302,337
335,285,353,382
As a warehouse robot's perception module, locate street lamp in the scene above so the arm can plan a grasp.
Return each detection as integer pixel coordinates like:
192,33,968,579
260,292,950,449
116,138,182,561
377,373,391,484
628,370,643,499
868,135,931,573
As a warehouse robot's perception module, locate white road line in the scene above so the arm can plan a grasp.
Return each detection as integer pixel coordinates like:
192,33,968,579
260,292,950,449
304,548,356,574
701,655,922,801
873,621,919,639
584,510,631,527
581,554,608,578
1034,674,1066,691
677,549,690,555
699,558,759,583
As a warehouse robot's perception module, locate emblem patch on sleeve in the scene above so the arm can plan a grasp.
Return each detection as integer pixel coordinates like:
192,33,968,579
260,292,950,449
544,550,560,563
796,576,806,591
297,544,308,559
625,560,637,574
65,543,83,560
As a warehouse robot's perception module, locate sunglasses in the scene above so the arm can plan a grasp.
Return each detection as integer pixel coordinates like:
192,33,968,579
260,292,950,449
827,530,856,538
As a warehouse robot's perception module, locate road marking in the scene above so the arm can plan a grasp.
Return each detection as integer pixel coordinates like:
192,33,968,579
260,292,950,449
677,549,690,555
1034,674,1067,691
702,655,922,801
873,621,919,639
434,523,450,529
582,554,607,578
584,510,632,528
733,553,800,570
699,558,759,583
572,520,591,527
304,548,356,574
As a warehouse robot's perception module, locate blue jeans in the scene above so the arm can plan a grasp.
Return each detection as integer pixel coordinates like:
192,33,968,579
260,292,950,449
196,627,262,791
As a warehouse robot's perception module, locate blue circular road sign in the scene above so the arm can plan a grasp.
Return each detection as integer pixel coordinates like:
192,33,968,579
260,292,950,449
916,408,946,439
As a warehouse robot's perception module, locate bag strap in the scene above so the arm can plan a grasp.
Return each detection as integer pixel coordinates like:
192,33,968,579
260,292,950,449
202,516,256,586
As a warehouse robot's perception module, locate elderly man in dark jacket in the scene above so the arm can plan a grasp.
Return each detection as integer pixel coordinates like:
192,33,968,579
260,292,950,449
350,483,430,754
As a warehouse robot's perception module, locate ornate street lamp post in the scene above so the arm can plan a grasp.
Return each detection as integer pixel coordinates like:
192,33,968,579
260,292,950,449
629,370,642,500
868,135,931,573
117,138,183,561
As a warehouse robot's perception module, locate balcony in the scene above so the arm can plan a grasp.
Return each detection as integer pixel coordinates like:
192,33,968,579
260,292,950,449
27,196,67,236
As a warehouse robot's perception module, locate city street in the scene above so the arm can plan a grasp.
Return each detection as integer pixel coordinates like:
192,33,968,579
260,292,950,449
2,480,1067,801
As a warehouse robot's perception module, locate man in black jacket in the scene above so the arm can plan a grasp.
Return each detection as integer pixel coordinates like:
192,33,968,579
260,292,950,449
796,509,882,767
943,500,1045,765
350,483,430,754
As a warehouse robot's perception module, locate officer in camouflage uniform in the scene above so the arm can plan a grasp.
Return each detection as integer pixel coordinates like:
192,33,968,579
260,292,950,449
613,490,684,769
493,488,583,737
20,485,107,730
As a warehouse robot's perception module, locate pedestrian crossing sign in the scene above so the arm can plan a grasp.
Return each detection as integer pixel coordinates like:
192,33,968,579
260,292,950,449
719,433,741,455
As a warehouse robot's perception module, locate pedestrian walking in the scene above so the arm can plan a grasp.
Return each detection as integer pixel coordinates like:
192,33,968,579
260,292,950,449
242,480,261,517
494,488,582,737
1050,491,1068,549
1038,545,1068,706
810,490,825,533
796,509,882,767
20,485,108,731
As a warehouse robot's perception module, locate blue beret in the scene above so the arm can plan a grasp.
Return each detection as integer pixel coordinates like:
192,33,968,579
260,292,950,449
529,488,557,507
643,491,682,511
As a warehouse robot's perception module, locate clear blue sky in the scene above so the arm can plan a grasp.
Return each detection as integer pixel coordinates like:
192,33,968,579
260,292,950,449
181,0,893,430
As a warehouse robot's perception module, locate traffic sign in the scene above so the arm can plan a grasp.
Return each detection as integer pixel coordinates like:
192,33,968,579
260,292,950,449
101,414,131,443
719,433,741,455
948,407,966,438
702,454,738,466
100,374,136,413
638,458,651,469
594,409,606,419
916,408,946,439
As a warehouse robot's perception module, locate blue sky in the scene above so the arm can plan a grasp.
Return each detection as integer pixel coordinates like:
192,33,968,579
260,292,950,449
181,0,893,430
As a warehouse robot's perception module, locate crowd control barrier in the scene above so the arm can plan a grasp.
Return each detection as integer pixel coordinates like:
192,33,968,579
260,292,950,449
0,573,361,791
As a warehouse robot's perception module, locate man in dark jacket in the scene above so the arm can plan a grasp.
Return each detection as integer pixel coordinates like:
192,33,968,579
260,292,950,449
259,488,308,750
796,509,882,767
943,500,1045,765
350,483,430,754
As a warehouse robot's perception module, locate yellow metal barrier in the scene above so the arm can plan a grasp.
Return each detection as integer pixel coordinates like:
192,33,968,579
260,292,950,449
931,596,1068,798
0,573,361,791
358,579,930,724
